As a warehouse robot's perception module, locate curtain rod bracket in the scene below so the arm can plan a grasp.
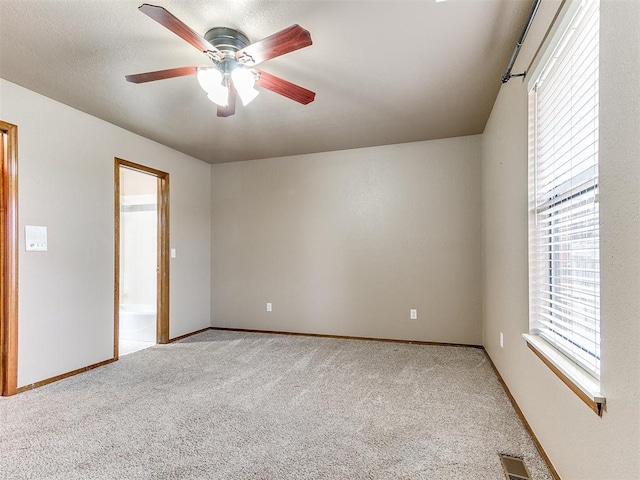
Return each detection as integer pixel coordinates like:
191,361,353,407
501,72,526,84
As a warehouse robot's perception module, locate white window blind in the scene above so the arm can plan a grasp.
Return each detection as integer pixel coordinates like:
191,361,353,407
529,0,600,378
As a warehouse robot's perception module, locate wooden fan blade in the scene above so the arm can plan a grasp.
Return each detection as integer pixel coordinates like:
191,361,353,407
236,25,312,66
217,83,237,117
255,70,315,105
139,4,221,56
125,66,200,83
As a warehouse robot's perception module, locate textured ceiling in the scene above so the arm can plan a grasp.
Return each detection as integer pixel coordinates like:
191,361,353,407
0,0,531,164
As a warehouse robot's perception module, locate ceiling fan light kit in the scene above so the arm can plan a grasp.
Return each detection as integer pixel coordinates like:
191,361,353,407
231,68,260,106
197,68,227,105
200,27,259,108
126,4,315,117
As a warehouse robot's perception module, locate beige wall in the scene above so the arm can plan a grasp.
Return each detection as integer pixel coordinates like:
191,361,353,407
0,80,212,387
481,1,640,478
211,136,482,345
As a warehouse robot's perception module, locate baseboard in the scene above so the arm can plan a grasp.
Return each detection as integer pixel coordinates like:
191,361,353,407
210,326,483,349
169,327,212,343
13,325,212,394
16,357,117,394
483,349,561,480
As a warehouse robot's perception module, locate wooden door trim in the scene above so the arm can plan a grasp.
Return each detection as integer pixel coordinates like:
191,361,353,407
156,170,170,344
114,158,170,360
1,120,19,396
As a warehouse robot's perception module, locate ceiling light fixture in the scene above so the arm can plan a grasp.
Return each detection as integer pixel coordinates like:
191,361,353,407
196,64,260,108
231,67,260,106
197,68,229,107
196,27,261,108
126,5,316,117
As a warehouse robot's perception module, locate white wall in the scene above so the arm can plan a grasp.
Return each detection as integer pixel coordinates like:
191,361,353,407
211,136,483,345
481,1,640,478
0,79,211,387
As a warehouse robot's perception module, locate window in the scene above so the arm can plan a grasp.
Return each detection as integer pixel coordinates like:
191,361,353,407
526,0,603,412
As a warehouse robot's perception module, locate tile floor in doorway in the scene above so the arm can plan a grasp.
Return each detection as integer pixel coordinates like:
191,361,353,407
119,339,154,356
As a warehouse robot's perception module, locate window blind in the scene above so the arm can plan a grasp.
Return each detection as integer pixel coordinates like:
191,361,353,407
529,0,600,378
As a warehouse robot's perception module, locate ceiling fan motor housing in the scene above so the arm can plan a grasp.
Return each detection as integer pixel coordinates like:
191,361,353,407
205,27,250,60
204,27,253,75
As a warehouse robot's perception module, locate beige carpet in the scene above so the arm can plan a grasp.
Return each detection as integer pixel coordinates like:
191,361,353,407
0,330,553,479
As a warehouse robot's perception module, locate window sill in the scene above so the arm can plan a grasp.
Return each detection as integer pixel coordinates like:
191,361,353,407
522,334,606,416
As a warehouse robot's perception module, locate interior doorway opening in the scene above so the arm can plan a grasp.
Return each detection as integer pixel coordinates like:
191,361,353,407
119,167,157,355
115,158,169,359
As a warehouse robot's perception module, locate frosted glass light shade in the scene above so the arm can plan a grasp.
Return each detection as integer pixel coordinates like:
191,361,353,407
231,68,255,89
231,68,259,106
207,87,229,107
236,86,259,106
197,68,228,106
197,68,223,93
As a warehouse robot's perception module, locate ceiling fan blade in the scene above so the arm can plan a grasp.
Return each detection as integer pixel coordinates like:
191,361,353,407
217,83,237,117
139,4,222,56
236,25,312,66
125,66,200,83
255,70,315,105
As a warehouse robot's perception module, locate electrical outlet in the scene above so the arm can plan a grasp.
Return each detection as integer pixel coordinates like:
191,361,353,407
410,309,418,320
266,303,272,312
500,332,504,348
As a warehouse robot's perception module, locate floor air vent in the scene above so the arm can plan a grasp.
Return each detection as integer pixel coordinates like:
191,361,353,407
500,454,531,480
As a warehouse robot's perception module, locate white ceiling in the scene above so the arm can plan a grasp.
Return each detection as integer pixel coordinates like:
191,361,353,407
0,0,532,164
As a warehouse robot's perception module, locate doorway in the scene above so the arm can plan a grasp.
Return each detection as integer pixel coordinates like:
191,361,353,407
1,121,18,396
114,158,169,359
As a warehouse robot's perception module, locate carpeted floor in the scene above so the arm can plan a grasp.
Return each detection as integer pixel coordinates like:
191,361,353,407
0,330,553,479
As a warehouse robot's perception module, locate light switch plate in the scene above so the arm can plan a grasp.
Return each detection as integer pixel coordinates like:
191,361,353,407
25,225,47,251
410,309,418,320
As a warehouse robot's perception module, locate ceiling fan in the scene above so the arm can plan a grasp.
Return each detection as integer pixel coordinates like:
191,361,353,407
125,4,316,117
